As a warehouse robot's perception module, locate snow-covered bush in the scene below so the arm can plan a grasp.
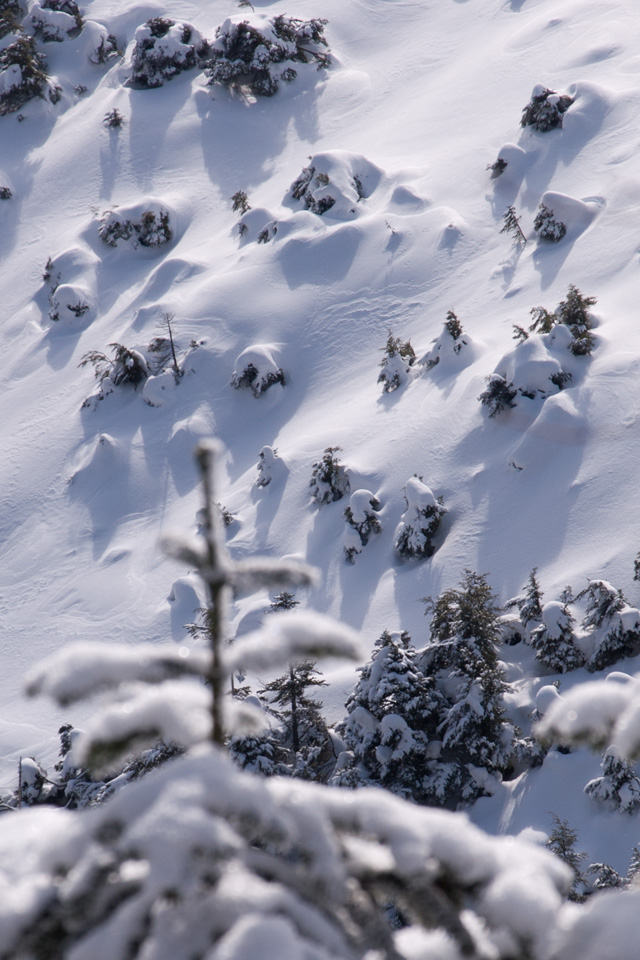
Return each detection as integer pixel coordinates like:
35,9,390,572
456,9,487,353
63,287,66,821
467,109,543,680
520,84,574,131
585,746,640,813
129,17,210,88
343,489,381,563
98,204,172,248
422,310,470,370
81,20,118,64
528,285,597,356
378,331,415,392
0,185,11,198
205,14,330,97
478,373,518,417
0,0,22,39
48,282,94,325
79,343,150,401
103,106,124,127
256,445,280,487
29,0,82,42
394,477,446,559
0,34,57,115
577,580,640,672
534,202,567,242
289,151,376,219
230,344,285,397
310,446,349,505
530,600,585,673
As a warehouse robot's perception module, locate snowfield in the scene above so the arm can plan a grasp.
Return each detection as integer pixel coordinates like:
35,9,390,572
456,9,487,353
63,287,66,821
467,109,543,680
2,0,640,931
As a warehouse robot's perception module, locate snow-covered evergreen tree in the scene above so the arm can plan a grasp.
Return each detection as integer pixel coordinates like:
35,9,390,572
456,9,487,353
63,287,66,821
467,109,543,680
534,203,566,242
343,489,381,562
421,571,514,805
478,373,518,417
310,446,349,505
256,444,280,487
546,814,588,902
336,629,440,801
530,600,585,673
377,331,415,392
520,84,574,131
394,477,446,559
577,580,640,672
585,745,640,813
505,567,544,642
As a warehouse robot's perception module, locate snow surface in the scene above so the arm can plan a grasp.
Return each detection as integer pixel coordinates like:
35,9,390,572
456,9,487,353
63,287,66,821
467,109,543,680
1,0,640,883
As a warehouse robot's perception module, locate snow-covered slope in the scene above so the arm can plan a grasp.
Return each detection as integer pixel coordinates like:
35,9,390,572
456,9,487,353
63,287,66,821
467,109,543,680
2,0,640,865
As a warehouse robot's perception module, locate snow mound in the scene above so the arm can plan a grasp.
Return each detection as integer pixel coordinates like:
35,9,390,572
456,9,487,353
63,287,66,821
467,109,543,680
231,344,285,397
48,282,95,326
95,197,190,252
536,190,602,241
287,150,383,220
508,390,586,470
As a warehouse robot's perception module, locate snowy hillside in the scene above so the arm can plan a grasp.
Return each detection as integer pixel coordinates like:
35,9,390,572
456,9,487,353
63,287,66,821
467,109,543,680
2,0,640,880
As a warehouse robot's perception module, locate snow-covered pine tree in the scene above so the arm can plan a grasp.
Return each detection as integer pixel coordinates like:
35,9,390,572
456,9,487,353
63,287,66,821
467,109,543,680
421,571,514,805
505,567,544,642
585,745,640,813
343,489,382,563
335,629,441,801
534,203,566,242
394,477,446,559
377,331,415,392
478,373,518,417
530,600,585,673
500,205,527,244
576,579,640,671
310,445,349,505
546,814,588,902
520,84,574,131
259,659,334,781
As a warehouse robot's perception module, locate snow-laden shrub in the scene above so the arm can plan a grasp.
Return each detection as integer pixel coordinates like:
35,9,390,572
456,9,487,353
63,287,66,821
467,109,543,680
343,489,381,563
534,203,566,242
0,185,12,198
577,580,640,672
289,151,378,219
528,285,597,357
81,20,118,64
256,445,280,487
129,17,210,88
29,0,82,42
310,446,349,505
422,310,470,370
231,344,285,397
394,477,446,559
521,83,574,131
0,34,57,115
79,342,149,391
98,203,172,249
530,600,585,673
48,282,94,325
585,746,640,813
378,331,415,392
205,14,330,97
479,373,518,417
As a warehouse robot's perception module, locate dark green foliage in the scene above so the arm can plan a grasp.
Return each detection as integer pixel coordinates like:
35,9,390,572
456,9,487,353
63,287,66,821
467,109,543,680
103,107,124,128
0,186,11,199
486,157,507,177
520,568,544,628
0,1,22,40
98,209,172,248
444,309,463,342
521,86,574,131
478,374,517,417
231,190,250,214
546,814,588,901
0,35,51,115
